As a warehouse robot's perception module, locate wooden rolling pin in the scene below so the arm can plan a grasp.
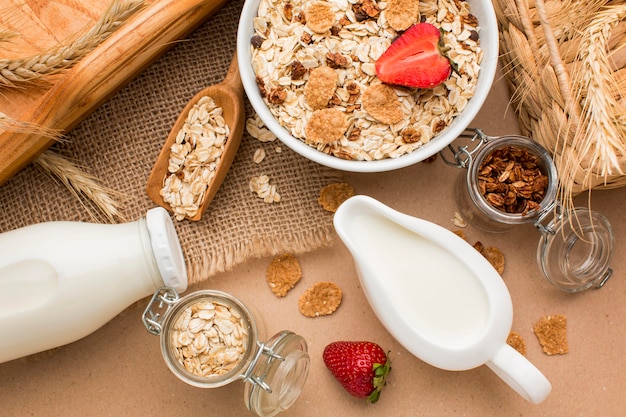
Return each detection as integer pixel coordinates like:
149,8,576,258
0,0,229,186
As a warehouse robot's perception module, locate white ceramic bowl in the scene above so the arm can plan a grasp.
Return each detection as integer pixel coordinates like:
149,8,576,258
237,0,499,172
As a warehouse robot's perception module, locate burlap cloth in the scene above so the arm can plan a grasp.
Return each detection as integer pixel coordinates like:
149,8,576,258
0,0,342,285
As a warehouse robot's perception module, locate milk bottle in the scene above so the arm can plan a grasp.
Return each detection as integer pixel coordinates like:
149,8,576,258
0,207,187,364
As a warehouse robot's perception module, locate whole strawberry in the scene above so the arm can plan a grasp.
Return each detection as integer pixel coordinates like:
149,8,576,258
322,341,391,403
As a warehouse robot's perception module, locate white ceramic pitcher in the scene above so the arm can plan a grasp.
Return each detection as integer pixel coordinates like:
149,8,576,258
333,195,551,404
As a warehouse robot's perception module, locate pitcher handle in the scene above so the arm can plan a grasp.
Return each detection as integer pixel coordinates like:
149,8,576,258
486,343,552,404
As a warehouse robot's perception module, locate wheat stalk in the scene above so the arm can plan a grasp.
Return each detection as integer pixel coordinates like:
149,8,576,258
0,111,63,140
557,4,626,211
0,0,144,87
34,150,127,223
0,30,17,44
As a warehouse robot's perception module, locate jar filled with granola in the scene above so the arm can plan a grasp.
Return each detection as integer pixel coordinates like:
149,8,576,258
142,288,309,417
443,129,614,292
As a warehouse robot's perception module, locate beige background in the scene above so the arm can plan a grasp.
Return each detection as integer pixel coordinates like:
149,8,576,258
1,71,625,417
1,1,625,416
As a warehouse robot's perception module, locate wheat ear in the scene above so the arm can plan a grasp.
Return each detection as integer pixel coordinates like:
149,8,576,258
0,0,144,87
558,5,626,212
0,111,63,140
34,150,127,223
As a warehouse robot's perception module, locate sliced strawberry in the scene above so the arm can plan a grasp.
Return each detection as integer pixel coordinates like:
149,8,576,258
375,22,452,89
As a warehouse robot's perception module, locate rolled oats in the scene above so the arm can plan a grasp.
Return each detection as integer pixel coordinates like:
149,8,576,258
246,114,277,142
171,299,249,377
160,96,230,220
253,148,266,164
249,174,281,203
251,0,483,161
453,211,467,228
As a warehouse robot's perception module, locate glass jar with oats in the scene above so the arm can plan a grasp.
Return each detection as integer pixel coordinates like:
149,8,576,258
442,129,614,292
142,288,309,417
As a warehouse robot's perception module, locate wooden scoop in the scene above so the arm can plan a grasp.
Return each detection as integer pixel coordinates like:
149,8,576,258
146,53,244,221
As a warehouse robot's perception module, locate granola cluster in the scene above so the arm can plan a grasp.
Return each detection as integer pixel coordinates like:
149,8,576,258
250,0,482,161
477,145,549,215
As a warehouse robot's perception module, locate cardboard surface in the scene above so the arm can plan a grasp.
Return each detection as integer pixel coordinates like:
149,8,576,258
0,67,625,416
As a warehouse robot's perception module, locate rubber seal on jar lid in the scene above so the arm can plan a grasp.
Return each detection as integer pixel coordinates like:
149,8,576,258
145,207,188,293
537,208,614,292
244,331,310,417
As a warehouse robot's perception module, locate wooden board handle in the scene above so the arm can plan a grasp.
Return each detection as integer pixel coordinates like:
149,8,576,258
0,0,230,186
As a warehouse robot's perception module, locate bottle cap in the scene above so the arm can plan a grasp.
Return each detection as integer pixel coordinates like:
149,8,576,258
145,207,188,293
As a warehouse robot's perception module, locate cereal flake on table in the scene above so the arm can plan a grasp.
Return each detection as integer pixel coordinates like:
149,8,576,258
318,182,355,212
507,331,527,356
160,96,229,220
473,241,505,275
298,281,343,317
483,246,505,274
250,0,483,161
267,254,303,297
533,314,569,355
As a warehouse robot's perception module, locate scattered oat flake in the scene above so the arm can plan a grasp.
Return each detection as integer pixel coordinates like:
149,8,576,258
246,115,276,142
249,174,281,203
318,182,355,212
305,108,347,144
305,1,336,33
533,314,568,355
298,281,343,317
507,331,527,356
453,211,467,228
253,148,266,164
361,84,404,125
266,254,302,297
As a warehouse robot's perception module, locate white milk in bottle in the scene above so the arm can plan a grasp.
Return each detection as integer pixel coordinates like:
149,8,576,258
0,207,187,364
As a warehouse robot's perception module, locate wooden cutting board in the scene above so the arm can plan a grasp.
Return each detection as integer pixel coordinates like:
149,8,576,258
0,0,230,185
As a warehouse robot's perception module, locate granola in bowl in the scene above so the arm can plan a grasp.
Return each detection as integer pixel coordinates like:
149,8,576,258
237,0,499,172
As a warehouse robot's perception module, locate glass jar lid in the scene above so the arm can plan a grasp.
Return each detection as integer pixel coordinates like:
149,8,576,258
244,330,310,417
537,208,614,292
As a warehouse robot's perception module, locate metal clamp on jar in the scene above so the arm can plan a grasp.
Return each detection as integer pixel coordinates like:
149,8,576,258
441,128,614,292
142,287,310,417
